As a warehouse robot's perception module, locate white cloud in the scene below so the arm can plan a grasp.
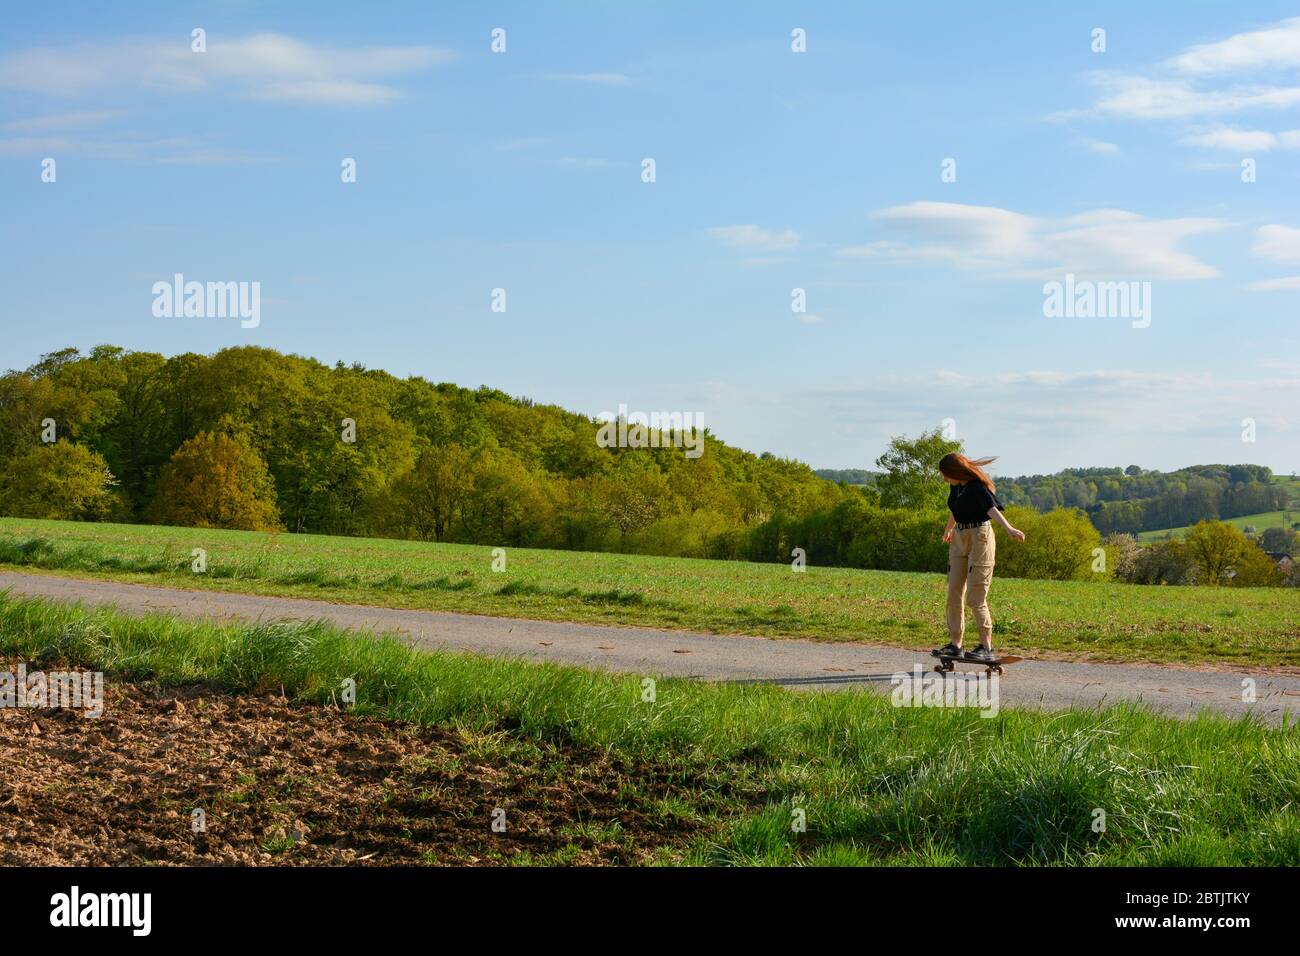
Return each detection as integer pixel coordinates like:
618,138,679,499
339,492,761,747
840,202,1226,280
0,33,456,105
1247,224,1300,289
1179,126,1292,150
247,80,403,105
1082,138,1119,154
1084,74,1300,120
1067,18,1300,129
1251,224,1300,263
707,224,801,251
1164,17,1300,75
872,202,1039,264
1043,210,1225,280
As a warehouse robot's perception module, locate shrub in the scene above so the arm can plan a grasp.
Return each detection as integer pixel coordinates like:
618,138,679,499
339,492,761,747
148,431,281,531
1102,532,1139,581
0,441,120,521
993,506,1101,580
1128,539,1198,585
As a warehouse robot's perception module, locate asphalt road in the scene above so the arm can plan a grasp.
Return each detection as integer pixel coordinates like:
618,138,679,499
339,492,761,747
2,570,1298,724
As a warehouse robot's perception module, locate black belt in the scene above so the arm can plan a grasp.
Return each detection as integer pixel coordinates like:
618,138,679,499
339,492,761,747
955,520,988,531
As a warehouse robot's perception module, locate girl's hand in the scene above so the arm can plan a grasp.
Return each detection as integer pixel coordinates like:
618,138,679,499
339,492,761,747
942,528,953,543
1007,527,1026,543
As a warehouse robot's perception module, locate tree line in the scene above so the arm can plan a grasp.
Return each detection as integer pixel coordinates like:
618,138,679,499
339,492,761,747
998,464,1291,534
0,346,1292,587
0,346,843,556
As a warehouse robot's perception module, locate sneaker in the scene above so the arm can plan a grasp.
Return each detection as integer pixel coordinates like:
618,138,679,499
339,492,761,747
932,642,963,658
964,645,995,663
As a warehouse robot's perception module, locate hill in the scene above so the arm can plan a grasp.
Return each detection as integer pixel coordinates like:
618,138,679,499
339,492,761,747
1001,465,1295,536
0,345,848,558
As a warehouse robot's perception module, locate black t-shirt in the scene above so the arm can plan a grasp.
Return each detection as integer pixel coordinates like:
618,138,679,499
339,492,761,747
948,481,1003,524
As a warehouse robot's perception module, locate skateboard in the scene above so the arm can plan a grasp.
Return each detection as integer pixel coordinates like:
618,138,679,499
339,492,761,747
930,648,1022,677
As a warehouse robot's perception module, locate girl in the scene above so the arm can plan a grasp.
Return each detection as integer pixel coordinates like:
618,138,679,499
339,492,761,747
936,453,1025,663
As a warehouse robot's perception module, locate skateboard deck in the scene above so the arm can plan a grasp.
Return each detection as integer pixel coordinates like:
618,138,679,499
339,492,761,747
930,648,1022,676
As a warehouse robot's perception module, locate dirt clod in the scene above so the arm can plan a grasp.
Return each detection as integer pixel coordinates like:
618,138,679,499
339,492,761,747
0,660,713,866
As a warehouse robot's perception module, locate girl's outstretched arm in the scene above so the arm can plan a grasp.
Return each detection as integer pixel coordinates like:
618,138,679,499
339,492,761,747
989,506,1026,542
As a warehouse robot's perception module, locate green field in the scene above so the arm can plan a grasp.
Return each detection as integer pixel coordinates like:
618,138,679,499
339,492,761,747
1,517,1297,667
1138,508,1300,543
2,593,1296,866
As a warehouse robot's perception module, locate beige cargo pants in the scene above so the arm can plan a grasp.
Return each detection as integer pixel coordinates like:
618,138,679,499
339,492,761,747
948,523,996,644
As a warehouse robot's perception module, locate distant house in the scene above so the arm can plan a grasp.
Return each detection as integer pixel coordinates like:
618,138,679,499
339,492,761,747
1264,552,1294,575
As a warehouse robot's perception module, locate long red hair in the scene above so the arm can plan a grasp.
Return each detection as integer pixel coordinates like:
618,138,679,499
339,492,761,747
939,453,997,493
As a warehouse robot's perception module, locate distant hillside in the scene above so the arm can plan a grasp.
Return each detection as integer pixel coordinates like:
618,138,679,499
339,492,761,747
814,468,878,486
1000,465,1296,535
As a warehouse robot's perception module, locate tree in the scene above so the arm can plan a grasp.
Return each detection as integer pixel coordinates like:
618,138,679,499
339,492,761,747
666,452,727,514
1185,520,1281,587
459,448,552,546
874,430,961,512
1184,520,1244,585
0,442,119,521
594,462,668,546
149,431,281,531
100,350,169,517
1260,526,1299,556
1230,543,1284,587
388,443,474,541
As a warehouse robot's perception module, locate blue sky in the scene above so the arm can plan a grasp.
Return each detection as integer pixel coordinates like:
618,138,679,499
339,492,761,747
2,1,1298,476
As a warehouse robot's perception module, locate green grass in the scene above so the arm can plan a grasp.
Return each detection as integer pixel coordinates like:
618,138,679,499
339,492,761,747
0,517,1296,667
1138,508,1300,542
1,593,1296,866
1272,474,1300,498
